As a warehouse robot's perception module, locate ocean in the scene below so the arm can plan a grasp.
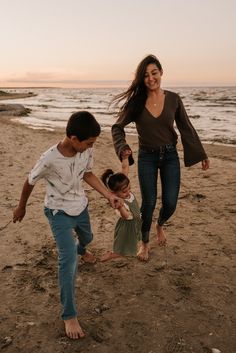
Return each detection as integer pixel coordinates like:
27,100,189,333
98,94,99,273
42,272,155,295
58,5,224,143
4,86,236,146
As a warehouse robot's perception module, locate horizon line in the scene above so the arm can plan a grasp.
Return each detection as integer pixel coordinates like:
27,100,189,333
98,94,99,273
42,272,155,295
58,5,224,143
1,83,236,89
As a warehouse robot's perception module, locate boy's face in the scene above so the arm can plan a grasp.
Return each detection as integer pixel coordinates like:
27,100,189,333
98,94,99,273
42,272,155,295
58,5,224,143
71,136,97,152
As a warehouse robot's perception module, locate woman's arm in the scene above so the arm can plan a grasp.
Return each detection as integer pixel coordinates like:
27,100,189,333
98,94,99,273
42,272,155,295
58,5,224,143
175,94,209,167
111,113,134,165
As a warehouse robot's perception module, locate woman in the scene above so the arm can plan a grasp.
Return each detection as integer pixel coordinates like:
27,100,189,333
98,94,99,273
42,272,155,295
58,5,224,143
111,54,210,261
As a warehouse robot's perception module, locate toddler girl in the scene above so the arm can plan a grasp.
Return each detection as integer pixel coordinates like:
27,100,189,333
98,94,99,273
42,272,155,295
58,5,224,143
100,153,141,261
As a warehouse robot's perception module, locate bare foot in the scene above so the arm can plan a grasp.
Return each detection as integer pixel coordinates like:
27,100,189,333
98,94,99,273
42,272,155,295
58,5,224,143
64,317,85,340
100,251,122,262
137,242,149,261
156,224,167,246
81,250,96,264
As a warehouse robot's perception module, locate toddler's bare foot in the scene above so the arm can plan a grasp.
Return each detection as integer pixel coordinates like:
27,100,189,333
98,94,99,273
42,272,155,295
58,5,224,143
137,242,149,261
81,250,96,264
64,317,85,340
100,251,122,262
156,224,167,246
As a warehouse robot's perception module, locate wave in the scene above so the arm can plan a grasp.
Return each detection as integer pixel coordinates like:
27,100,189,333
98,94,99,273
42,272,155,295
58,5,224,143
3,86,236,146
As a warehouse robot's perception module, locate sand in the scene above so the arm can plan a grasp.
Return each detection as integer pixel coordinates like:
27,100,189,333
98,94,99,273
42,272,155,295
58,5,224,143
0,112,235,353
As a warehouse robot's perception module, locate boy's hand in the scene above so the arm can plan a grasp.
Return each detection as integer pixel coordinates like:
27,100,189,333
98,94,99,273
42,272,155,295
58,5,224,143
108,194,123,209
13,207,26,223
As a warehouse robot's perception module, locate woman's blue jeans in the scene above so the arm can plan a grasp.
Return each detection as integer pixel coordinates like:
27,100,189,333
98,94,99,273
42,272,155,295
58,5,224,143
138,144,180,243
44,206,93,320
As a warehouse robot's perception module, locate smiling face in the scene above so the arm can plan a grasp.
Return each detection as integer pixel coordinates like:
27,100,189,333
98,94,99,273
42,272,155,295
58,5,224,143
144,63,163,91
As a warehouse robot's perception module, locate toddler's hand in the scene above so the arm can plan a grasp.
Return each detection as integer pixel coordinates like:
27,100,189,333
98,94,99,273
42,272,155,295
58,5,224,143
113,198,124,209
108,194,123,209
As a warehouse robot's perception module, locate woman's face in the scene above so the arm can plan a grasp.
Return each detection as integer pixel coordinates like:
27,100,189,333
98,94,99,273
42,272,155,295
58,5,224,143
144,63,163,91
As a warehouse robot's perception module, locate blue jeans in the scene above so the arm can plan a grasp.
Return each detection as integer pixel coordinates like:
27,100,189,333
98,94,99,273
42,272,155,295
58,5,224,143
44,206,93,320
138,144,180,243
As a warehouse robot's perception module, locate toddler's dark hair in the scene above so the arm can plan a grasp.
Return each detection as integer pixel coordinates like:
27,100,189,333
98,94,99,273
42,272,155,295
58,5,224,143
101,169,129,192
66,111,101,141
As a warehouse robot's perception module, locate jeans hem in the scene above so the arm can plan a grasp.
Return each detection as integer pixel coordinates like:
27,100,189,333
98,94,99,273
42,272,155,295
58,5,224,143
62,313,78,321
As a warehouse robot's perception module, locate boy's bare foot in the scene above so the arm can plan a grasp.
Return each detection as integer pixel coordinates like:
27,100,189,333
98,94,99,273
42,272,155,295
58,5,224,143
100,251,122,262
81,250,96,264
156,224,167,246
137,242,149,261
64,317,85,340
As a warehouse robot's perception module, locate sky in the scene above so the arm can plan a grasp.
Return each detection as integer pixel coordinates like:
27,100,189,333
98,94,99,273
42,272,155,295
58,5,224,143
0,0,235,87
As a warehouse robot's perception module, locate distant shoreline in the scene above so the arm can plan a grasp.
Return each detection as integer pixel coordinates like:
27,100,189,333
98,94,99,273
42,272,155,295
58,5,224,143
0,90,37,100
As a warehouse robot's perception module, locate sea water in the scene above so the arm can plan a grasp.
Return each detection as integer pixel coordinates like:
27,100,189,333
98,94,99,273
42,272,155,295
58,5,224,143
3,86,236,146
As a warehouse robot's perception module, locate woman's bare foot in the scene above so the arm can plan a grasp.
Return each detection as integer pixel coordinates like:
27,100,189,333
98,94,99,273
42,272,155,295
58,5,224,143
137,242,149,261
81,250,96,264
156,224,167,246
100,251,122,262
64,317,85,340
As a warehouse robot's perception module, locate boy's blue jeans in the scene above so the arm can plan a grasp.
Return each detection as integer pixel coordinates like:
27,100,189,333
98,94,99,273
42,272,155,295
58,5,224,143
44,206,93,320
138,144,180,243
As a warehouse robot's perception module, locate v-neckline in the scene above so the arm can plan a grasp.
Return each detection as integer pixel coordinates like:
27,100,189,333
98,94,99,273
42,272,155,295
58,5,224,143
145,90,166,119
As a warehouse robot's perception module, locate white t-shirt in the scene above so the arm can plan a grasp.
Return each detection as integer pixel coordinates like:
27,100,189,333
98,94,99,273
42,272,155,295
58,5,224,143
28,144,93,216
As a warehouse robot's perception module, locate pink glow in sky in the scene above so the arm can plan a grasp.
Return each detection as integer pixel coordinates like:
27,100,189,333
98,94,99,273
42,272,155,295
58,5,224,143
1,0,235,87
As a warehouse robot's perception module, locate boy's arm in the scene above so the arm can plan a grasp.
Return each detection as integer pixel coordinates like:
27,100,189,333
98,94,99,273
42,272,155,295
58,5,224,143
13,179,35,223
83,172,123,209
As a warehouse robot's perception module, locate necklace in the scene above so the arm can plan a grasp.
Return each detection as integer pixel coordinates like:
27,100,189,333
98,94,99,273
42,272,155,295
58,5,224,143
149,90,164,107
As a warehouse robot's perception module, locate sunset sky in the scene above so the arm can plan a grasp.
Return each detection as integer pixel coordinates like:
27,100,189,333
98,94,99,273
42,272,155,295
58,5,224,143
1,0,235,87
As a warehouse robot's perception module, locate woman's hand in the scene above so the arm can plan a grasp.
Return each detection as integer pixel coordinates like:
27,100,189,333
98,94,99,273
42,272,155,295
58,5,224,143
201,159,210,170
121,148,132,159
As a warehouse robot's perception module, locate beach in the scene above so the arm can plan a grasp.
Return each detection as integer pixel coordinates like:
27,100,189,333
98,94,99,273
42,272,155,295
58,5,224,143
0,112,235,353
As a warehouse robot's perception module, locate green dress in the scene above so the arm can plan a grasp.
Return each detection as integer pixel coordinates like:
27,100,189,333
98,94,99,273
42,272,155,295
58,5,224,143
113,193,142,256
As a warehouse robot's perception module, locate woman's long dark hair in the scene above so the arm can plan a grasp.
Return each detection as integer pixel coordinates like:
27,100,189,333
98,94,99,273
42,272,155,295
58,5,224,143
110,54,163,121
101,169,129,192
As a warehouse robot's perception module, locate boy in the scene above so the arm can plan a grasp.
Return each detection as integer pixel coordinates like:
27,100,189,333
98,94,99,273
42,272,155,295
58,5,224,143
13,111,122,339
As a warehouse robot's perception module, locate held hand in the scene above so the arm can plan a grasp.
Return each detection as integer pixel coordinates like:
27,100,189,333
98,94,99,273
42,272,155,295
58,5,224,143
13,207,26,223
121,148,132,160
201,159,210,171
108,194,124,209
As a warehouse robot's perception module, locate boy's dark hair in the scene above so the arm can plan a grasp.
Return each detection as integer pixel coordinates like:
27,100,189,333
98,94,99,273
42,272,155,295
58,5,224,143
101,169,129,192
66,111,101,141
